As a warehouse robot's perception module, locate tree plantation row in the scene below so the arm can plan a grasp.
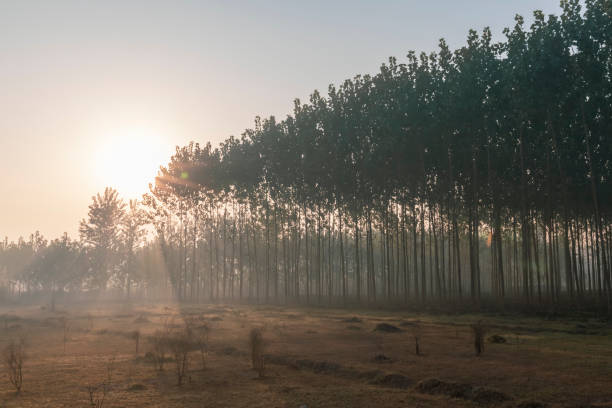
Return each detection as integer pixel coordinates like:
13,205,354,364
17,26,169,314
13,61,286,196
1,0,611,313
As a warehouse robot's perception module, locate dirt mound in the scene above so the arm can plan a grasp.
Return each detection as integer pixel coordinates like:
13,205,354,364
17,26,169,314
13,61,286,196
371,373,412,389
206,307,228,314
488,334,507,343
357,370,384,380
342,317,363,323
416,378,510,404
133,315,150,323
373,354,392,363
516,401,547,408
264,354,377,381
472,387,511,404
144,351,155,360
416,378,473,398
222,346,238,355
127,383,146,391
374,323,402,333
112,313,133,319
294,359,341,374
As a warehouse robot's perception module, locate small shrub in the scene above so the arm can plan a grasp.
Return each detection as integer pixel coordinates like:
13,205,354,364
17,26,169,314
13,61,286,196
471,321,487,355
3,338,26,394
249,328,265,377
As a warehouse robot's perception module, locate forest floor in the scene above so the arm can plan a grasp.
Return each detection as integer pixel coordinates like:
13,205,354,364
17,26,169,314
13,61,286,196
0,301,611,407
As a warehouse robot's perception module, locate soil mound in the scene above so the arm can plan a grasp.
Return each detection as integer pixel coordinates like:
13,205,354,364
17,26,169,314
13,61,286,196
416,378,510,404
488,334,507,343
374,323,401,333
371,373,411,388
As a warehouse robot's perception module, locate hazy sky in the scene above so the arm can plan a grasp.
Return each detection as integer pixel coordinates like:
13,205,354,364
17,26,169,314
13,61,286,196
1,0,560,241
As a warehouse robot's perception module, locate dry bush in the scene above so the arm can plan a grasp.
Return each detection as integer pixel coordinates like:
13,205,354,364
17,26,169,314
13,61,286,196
87,356,115,408
471,320,487,355
3,337,26,394
167,329,193,385
184,316,210,370
249,328,265,378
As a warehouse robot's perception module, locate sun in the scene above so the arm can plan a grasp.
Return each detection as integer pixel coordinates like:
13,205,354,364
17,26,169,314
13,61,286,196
94,128,169,199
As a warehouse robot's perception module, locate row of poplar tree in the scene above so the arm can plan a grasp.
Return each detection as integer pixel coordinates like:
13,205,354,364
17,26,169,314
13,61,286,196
1,0,611,312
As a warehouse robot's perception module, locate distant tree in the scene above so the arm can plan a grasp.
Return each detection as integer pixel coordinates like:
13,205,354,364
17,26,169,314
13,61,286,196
26,233,81,310
79,187,126,290
119,200,147,300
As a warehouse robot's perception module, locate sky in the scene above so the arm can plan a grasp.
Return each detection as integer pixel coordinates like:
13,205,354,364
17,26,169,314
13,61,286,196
0,0,561,242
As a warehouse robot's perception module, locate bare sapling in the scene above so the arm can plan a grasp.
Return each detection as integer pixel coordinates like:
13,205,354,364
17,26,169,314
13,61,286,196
185,316,210,370
471,320,487,356
413,324,422,356
149,330,169,371
60,316,70,353
167,329,192,385
3,337,26,394
87,356,115,408
131,330,140,356
249,328,265,378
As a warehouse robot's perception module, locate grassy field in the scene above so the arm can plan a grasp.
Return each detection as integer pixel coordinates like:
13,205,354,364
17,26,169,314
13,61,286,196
0,302,610,407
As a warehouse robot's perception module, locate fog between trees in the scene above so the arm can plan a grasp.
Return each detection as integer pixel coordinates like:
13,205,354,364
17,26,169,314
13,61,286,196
1,0,611,313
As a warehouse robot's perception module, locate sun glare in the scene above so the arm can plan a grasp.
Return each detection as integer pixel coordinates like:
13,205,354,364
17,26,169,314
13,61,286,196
94,128,169,199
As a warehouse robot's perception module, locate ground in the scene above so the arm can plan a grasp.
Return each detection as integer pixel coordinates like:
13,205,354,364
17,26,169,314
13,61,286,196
0,302,611,407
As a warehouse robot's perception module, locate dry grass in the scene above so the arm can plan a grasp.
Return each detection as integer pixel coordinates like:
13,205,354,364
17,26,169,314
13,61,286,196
0,303,609,407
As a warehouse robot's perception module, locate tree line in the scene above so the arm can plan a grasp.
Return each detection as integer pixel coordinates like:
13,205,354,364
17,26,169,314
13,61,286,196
1,0,611,313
